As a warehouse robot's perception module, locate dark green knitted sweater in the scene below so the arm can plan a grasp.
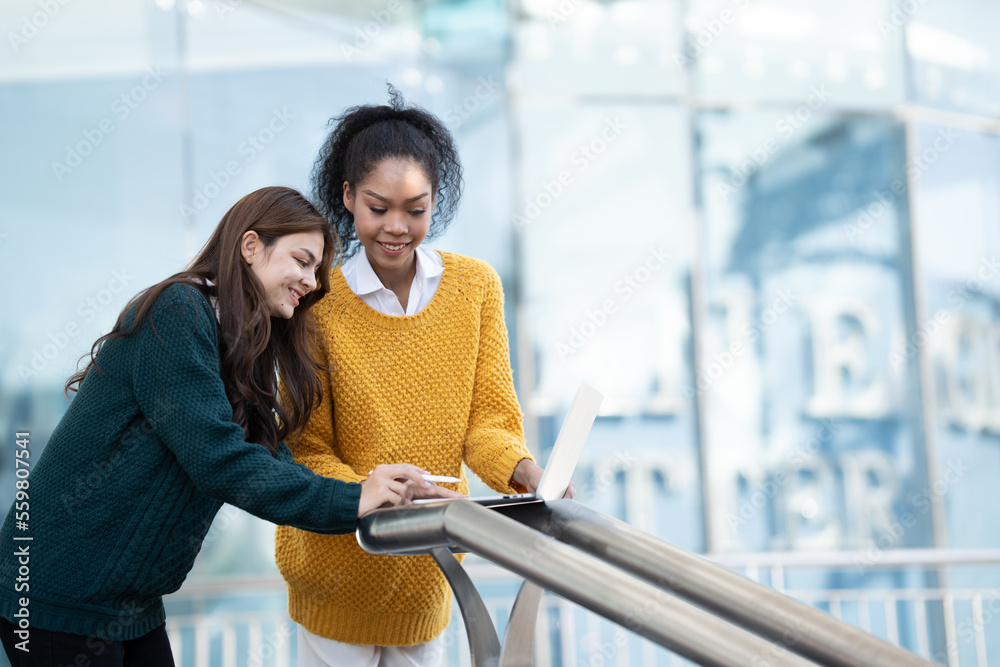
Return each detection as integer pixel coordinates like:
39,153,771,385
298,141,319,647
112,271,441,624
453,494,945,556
0,283,361,640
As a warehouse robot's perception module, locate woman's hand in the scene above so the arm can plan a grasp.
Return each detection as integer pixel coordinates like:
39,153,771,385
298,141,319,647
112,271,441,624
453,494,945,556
511,458,575,499
358,464,464,517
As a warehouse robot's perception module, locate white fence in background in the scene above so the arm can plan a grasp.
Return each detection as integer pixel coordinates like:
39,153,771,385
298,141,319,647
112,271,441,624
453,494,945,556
164,549,1000,667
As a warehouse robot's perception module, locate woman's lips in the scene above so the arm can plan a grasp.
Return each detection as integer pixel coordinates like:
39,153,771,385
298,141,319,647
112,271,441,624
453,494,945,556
378,241,408,257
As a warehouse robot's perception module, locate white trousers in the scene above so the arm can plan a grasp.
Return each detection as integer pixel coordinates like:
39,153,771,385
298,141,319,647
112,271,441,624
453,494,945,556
296,626,446,667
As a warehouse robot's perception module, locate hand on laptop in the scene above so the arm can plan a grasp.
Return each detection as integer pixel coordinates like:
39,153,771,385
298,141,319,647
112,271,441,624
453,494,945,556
408,482,466,504
513,459,576,499
359,464,465,516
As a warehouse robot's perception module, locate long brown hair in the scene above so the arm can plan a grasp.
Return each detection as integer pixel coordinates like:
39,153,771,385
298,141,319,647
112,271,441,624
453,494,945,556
67,186,337,455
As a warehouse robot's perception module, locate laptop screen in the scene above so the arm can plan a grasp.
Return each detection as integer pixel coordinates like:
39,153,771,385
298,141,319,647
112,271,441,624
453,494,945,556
535,383,604,501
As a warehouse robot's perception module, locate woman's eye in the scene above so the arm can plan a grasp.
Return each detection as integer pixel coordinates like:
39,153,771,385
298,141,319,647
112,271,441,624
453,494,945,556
297,259,308,267
410,209,426,216
369,207,387,214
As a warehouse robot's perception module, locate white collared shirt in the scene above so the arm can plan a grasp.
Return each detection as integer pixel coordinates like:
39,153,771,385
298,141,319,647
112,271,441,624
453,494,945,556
340,245,443,316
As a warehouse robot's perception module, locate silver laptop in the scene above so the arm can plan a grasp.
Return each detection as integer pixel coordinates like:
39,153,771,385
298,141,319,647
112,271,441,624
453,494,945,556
415,383,603,507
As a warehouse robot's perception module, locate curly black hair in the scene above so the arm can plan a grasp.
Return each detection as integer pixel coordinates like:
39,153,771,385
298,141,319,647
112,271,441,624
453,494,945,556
312,83,464,257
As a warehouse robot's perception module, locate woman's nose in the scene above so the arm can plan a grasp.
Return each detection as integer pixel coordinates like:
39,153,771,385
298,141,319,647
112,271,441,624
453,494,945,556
384,213,408,235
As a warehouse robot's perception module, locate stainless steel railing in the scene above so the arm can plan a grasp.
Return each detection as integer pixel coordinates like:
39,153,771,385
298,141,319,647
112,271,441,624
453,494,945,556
498,500,936,667
356,499,938,667
358,499,816,667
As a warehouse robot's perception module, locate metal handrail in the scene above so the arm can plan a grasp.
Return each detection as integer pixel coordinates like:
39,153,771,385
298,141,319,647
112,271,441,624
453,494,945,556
358,500,820,667
494,500,937,667
166,544,1000,594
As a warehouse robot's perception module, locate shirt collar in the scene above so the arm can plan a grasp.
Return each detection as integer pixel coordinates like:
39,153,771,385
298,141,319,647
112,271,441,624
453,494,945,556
414,246,444,282
354,247,384,296
355,246,442,295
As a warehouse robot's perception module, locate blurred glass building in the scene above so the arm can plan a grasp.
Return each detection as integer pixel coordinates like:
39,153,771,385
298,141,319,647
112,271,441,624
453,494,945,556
1,0,999,664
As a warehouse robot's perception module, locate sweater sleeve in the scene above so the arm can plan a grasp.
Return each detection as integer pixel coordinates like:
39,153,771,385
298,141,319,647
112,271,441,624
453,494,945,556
130,284,361,535
463,264,535,493
284,312,367,484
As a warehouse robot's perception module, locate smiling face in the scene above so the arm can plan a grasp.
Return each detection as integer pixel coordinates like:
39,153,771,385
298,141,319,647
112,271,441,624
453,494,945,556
242,230,324,319
343,157,434,289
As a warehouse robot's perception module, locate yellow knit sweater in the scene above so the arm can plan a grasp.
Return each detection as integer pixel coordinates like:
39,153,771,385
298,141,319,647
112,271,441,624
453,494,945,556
274,251,534,646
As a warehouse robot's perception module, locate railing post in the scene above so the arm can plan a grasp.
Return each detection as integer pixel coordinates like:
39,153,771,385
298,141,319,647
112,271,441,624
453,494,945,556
499,581,545,667
429,547,501,667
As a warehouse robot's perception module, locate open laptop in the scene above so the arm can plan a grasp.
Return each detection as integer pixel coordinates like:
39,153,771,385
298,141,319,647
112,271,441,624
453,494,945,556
414,383,603,507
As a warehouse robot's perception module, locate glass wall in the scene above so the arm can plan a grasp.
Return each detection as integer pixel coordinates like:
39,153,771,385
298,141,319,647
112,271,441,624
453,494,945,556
2,0,999,664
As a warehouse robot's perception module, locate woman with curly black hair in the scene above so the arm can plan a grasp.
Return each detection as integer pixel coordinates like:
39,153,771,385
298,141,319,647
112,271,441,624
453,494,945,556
274,86,564,666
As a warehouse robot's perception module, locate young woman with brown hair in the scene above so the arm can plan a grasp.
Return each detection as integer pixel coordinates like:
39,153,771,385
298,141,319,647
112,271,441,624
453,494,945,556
0,186,458,667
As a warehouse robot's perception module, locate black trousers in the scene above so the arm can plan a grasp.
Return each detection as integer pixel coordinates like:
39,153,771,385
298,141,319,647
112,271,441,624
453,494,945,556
0,618,175,667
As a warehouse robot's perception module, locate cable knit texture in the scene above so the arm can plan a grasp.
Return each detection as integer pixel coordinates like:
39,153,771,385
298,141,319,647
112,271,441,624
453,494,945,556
275,251,533,646
0,283,362,640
